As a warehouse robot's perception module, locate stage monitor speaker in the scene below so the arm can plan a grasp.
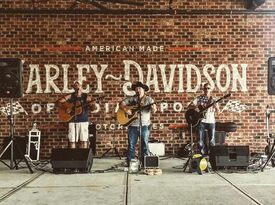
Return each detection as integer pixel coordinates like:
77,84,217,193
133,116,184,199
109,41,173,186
0,58,23,98
51,148,93,173
210,145,249,170
268,57,275,95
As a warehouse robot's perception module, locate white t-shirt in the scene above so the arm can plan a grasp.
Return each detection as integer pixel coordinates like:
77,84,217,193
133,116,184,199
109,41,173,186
122,95,154,126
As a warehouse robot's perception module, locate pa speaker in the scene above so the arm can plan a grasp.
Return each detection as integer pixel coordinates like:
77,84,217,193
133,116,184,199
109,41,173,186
210,145,249,170
0,58,23,98
268,57,275,95
245,0,265,9
51,148,93,173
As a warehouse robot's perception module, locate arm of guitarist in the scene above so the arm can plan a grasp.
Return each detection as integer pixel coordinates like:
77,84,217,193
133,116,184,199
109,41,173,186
87,95,96,110
213,101,220,113
119,101,132,115
55,94,71,108
186,100,199,111
151,103,157,113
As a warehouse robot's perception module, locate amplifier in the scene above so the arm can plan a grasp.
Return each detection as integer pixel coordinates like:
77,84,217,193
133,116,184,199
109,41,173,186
144,156,159,168
148,143,165,156
210,145,249,170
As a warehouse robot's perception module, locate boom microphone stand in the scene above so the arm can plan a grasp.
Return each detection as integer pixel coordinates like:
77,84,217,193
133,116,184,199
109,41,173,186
0,98,33,173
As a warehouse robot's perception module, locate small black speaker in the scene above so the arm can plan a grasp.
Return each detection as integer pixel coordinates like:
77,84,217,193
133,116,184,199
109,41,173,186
268,57,275,95
144,156,159,168
0,58,23,98
210,145,249,170
51,148,93,173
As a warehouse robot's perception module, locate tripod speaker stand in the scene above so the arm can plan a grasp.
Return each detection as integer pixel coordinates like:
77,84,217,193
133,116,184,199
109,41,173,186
0,58,32,173
100,114,121,159
0,99,33,173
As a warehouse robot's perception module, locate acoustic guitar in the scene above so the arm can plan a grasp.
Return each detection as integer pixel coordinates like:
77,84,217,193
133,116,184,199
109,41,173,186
116,102,157,126
57,96,105,122
185,93,231,127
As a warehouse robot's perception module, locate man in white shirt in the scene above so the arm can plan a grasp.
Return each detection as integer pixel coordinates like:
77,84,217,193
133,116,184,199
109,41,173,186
187,83,220,155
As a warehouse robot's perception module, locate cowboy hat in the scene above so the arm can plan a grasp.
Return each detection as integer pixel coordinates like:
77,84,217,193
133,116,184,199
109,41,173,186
131,81,149,91
73,80,82,86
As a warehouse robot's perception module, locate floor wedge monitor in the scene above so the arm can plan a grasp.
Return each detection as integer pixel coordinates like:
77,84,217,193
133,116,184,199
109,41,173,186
210,145,249,170
51,148,93,173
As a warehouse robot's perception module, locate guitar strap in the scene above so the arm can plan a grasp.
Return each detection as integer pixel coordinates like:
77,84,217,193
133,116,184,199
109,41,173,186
139,95,146,106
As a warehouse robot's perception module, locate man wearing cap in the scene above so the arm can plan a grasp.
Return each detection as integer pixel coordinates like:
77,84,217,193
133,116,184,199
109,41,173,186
187,82,220,155
119,81,157,166
56,81,94,149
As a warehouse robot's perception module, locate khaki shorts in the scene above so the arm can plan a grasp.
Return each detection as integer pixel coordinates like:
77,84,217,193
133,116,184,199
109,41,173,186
68,122,89,142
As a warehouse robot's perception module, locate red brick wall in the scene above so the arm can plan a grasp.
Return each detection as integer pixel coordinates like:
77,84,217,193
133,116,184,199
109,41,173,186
0,0,275,157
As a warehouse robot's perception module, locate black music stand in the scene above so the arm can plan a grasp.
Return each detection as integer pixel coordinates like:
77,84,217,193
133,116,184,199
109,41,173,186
100,113,121,159
261,138,275,171
261,108,275,171
183,124,195,172
0,99,33,173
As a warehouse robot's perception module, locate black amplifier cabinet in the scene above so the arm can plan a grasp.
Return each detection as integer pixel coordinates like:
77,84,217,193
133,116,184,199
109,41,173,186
210,145,249,170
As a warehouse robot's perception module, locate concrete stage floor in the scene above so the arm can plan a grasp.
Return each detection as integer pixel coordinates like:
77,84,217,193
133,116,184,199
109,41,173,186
0,157,274,205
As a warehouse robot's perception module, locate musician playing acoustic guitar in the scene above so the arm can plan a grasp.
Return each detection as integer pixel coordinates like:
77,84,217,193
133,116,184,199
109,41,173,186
187,83,220,156
56,80,95,149
119,81,157,167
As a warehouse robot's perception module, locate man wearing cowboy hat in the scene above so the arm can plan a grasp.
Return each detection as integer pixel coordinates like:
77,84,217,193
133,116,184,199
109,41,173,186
119,81,157,167
56,80,95,149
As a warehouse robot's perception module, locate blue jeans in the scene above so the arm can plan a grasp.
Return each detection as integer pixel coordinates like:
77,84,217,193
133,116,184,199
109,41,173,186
197,122,215,155
127,126,150,163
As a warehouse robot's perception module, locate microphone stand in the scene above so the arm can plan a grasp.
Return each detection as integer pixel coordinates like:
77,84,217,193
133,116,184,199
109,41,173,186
100,111,121,159
137,95,143,170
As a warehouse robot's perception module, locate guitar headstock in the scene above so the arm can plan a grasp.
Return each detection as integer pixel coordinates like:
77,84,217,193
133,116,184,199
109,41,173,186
224,93,231,98
95,95,106,101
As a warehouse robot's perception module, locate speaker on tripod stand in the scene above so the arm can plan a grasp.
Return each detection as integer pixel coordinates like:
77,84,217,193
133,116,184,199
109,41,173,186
0,58,33,173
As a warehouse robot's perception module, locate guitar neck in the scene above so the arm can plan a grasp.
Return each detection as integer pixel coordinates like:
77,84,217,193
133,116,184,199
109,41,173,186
132,102,156,112
74,97,103,109
200,94,230,112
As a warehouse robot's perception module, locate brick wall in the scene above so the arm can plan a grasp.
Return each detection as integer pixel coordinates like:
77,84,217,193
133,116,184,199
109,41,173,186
0,0,275,158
